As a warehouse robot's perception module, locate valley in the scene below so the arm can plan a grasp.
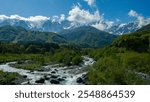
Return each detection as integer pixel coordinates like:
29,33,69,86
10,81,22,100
0,23,150,85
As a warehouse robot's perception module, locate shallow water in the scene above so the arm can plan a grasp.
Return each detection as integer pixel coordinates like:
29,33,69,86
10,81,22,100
0,56,95,85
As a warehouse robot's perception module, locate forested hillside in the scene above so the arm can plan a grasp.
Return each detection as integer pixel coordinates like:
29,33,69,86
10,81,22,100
60,26,117,48
0,25,66,44
88,29,150,85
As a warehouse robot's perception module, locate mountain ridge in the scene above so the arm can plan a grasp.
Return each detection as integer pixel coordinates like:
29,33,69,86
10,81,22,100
0,25,67,44
0,25,118,48
59,26,118,48
137,24,150,31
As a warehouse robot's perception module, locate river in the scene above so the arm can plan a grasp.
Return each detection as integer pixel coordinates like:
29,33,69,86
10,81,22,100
0,56,95,85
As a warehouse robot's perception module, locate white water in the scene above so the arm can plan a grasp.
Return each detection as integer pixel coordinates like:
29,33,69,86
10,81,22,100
0,56,95,85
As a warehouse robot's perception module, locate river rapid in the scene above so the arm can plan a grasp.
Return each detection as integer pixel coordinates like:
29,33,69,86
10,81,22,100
0,56,95,85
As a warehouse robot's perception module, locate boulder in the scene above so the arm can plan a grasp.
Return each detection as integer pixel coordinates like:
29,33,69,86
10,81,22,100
44,75,50,80
82,74,88,80
76,77,83,83
51,75,58,79
22,75,27,78
50,79,60,84
35,78,45,84
58,78,65,81
30,70,34,73
51,71,56,74
54,69,58,72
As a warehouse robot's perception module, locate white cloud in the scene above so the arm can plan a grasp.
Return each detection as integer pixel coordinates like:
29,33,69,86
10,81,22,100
0,15,50,21
67,4,115,31
27,16,50,28
0,15,52,28
52,16,59,22
0,14,51,21
91,23,106,30
51,14,65,23
0,14,66,28
27,16,50,22
128,10,138,17
137,16,145,27
0,15,27,21
105,21,114,29
0,15,9,21
59,14,65,22
9,15,26,20
0,15,48,28
84,0,95,7
128,10,150,27
67,5,101,26
91,21,114,31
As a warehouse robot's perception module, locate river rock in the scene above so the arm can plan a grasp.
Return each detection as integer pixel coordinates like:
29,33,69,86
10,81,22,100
51,75,58,79
44,75,50,80
58,78,65,81
54,69,58,72
76,77,83,83
51,71,56,74
37,69,44,71
30,70,34,73
50,79,60,84
22,75,27,78
81,74,88,84
62,76,67,79
82,74,87,80
35,78,45,84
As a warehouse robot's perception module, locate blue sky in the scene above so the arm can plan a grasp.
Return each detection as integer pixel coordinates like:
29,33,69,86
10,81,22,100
0,0,150,28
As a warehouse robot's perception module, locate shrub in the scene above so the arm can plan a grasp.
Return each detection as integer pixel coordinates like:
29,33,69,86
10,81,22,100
88,55,148,85
0,71,20,85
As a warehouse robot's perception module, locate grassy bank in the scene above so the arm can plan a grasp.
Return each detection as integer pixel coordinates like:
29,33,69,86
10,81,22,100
0,54,39,63
0,70,21,85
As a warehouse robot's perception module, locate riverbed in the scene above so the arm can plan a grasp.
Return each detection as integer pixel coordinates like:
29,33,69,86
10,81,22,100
0,56,95,85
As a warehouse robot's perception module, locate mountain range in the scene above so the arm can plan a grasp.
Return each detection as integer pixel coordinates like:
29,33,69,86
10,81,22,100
0,25,117,48
0,17,149,48
0,17,142,35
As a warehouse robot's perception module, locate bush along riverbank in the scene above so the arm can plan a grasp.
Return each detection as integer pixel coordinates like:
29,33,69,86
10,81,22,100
0,70,28,85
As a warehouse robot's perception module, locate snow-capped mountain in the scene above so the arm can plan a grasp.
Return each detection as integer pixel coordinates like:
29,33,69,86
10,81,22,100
106,22,140,35
0,15,144,35
0,16,71,32
41,20,71,32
